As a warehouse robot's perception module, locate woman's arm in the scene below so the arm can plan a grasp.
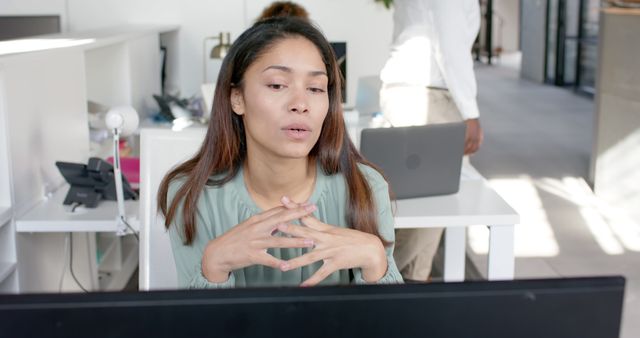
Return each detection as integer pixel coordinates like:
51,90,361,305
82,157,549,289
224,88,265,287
165,181,236,288
351,178,404,284
167,207,236,288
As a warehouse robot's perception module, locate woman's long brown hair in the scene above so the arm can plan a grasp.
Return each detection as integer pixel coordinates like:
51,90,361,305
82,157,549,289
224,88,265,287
158,17,390,246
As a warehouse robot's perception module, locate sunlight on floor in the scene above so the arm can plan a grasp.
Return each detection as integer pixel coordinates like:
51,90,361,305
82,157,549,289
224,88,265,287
470,174,640,258
468,175,559,257
595,129,640,252
548,176,640,253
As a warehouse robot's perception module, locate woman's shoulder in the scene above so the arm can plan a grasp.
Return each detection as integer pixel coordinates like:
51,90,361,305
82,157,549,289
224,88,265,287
166,175,186,203
166,172,237,204
320,162,388,191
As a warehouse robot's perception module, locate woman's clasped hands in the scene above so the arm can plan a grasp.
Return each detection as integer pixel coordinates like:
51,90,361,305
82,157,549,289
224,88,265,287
201,196,388,286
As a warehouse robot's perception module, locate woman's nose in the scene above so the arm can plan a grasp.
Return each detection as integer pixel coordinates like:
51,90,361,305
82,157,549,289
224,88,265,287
288,88,309,114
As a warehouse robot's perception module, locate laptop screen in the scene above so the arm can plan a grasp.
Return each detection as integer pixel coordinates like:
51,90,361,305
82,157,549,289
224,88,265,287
360,122,466,198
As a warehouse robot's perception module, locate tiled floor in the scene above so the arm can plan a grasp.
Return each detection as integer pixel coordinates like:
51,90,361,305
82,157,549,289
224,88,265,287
466,57,640,338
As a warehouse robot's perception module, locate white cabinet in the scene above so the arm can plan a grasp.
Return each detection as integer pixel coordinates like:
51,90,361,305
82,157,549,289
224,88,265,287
0,68,18,293
0,97,17,292
0,212,17,293
0,25,178,293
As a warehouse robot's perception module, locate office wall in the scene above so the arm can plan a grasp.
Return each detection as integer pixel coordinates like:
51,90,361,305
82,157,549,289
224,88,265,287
520,0,547,83
0,49,89,216
591,9,640,227
61,0,393,106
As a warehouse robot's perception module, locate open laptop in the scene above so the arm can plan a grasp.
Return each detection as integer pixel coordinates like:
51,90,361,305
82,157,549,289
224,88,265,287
360,122,466,199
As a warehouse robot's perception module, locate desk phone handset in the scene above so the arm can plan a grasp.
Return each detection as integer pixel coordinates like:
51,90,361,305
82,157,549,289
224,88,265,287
55,158,137,208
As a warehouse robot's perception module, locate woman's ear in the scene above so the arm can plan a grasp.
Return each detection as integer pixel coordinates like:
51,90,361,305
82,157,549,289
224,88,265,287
230,88,245,115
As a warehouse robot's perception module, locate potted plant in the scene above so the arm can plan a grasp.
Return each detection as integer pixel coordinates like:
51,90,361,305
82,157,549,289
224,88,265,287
375,0,393,9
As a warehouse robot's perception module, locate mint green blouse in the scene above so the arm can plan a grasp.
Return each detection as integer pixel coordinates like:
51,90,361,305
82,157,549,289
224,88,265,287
167,162,404,288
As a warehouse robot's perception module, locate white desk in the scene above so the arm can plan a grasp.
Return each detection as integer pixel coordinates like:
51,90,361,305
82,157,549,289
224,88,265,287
14,185,140,291
348,111,519,282
15,185,139,233
395,172,518,282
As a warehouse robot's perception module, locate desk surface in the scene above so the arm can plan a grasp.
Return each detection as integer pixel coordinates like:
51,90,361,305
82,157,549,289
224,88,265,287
15,186,139,233
395,178,519,228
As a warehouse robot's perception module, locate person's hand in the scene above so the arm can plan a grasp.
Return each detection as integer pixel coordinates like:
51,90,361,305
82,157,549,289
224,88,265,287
277,196,388,286
464,118,484,155
201,204,317,283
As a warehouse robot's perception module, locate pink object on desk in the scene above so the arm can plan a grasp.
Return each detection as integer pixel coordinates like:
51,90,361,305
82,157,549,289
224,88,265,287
107,156,140,188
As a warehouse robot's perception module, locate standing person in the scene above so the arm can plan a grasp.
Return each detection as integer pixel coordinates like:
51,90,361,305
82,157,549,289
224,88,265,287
158,17,402,288
379,0,484,281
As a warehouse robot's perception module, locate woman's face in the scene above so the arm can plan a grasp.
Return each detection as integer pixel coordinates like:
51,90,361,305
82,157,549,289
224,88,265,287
231,36,329,161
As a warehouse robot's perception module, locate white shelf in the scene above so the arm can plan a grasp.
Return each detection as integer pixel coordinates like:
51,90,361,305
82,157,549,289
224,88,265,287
0,206,11,228
0,262,16,283
0,24,179,57
16,186,139,233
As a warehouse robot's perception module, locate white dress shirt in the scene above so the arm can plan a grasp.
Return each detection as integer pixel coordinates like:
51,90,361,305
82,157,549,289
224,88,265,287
380,0,481,120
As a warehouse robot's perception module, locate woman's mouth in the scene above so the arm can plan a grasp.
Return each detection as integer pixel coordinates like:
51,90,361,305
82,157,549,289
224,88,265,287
282,124,311,141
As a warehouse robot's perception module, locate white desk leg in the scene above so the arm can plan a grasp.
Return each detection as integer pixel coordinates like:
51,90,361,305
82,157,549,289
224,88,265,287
487,224,515,280
444,227,466,282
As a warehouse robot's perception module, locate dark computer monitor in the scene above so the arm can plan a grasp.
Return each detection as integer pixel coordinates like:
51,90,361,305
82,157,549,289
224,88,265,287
0,16,61,41
330,42,346,103
0,277,625,338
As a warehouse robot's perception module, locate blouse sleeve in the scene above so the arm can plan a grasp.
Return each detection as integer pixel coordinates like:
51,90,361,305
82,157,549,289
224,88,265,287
166,180,236,289
352,167,404,284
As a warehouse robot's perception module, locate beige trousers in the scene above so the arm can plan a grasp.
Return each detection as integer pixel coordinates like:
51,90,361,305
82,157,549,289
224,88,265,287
380,84,463,281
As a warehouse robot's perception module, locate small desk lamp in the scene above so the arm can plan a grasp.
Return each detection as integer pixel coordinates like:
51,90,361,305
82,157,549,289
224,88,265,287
203,32,231,83
105,106,139,235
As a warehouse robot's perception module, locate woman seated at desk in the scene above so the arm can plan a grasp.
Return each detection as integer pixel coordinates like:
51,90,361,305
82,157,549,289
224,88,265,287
157,17,403,288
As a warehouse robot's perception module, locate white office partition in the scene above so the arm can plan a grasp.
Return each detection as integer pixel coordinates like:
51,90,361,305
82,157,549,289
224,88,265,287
1,49,90,217
128,35,162,119
139,127,206,290
0,25,179,293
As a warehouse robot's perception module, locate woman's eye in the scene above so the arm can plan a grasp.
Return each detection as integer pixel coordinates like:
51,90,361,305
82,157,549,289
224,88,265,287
268,84,285,90
309,87,326,93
